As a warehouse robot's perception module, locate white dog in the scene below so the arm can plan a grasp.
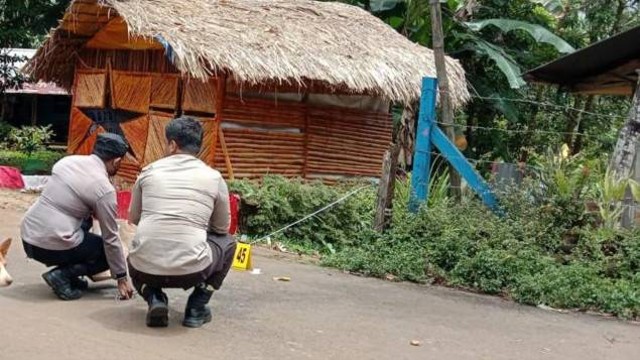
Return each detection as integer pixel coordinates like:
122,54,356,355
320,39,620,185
0,238,13,287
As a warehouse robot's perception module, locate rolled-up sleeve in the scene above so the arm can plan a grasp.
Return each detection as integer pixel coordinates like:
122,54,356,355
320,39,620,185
208,178,231,235
94,192,127,279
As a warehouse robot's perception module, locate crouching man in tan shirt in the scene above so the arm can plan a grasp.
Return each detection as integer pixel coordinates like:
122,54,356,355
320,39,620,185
21,133,134,301
128,116,236,328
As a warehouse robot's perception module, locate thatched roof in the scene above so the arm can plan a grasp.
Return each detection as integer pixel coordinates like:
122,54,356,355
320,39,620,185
27,0,470,106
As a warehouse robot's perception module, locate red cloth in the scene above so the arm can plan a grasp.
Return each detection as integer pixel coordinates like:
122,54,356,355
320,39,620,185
0,166,25,189
116,191,132,220
116,190,240,235
229,193,240,235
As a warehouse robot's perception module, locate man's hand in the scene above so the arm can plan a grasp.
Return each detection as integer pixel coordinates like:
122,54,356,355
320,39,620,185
117,278,134,300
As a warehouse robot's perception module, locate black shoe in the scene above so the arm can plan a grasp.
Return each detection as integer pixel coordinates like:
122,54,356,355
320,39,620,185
145,291,169,328
42,269,83,301
70,276,89,291
183,283,214,328
183,306,212,328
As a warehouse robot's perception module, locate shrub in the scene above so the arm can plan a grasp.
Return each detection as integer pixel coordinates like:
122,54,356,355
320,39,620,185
229,176,376,253
323,191,640,320
0,150,65,175
8,125,54,154
0,122,14,146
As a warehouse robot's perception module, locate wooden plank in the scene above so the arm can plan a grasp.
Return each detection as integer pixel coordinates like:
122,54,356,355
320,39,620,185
197,118,216,163
374,144,400,232
410,77,436,212
143,111,173,166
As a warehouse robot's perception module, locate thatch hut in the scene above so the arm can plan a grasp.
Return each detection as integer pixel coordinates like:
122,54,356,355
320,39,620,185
27,0,469,184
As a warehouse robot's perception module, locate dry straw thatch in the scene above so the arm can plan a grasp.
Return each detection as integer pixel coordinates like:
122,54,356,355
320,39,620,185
28,0,470,106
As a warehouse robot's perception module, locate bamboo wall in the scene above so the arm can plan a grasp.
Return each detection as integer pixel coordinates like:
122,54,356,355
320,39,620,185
68,50,392,186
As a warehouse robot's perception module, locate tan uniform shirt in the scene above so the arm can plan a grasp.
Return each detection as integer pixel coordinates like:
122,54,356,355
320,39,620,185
21,155,127,278
128,154,230,276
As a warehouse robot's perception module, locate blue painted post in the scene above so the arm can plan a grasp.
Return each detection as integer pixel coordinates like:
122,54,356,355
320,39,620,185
409,77,438,212
431,127,502,214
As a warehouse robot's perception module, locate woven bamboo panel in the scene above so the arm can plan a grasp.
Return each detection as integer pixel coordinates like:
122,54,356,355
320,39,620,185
197,117,216,164
111,71,152,113
143,111,173,166
116,152,141,183
306,107,391,177
73,70,106,108
223,96,305,128
75,127,104,156
68,107,93,154
120,114,149,164
183,78,217,114
213,127,305,178
80,49,179,74
151,74,179,110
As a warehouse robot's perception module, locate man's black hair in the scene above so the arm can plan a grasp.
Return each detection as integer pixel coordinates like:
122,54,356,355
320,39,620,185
165,116,203,155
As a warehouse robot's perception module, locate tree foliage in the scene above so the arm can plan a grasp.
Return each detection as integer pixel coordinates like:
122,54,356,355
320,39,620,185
336,0,640,163
0,0,68,96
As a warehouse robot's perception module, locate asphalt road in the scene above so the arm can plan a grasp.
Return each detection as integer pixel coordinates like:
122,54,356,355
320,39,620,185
1,207,639,360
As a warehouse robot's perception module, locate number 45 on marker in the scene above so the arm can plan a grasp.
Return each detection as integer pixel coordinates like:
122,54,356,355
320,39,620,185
232,242,252,270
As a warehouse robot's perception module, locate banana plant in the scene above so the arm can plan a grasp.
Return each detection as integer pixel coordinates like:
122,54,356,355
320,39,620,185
463,18,574,88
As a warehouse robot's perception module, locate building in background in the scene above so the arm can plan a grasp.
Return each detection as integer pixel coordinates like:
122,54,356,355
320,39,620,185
2,48,70,144
26,0,470,185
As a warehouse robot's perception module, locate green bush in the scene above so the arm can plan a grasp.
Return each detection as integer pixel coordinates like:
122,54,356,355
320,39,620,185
0,150,65,175
8,125,54,154
229,176,376,253
0,122,14,145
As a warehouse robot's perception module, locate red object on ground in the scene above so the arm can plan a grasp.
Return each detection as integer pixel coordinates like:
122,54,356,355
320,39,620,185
229,193,240,235
0,166,25,189
116,191,132,220
116,190,241,235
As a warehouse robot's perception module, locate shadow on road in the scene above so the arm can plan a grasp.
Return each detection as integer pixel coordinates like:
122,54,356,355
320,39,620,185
88,302,192,336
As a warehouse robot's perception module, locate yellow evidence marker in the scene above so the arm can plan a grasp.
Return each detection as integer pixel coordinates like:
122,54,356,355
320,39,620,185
232,242,252,270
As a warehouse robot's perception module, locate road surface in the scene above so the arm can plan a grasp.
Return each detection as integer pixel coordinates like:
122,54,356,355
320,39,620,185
1,205,639,360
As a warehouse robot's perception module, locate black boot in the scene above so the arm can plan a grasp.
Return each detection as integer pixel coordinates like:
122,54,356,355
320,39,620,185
142,286,169,328
64,264,92,291
70,276,89,291
41,268,83,300
183,283,214,328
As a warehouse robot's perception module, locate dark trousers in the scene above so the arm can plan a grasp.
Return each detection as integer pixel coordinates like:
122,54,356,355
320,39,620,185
129,233,237,294
23,231,109,278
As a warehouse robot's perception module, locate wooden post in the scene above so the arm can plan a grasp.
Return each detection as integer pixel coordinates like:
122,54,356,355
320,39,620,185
609,73,640,180
410,78,437,212
219,126,234,180
302,93,310,179
30,95,38,126
396,102,417,168
211,75,227,164
374,143,400,232
429,0,461,199
621,141,640,228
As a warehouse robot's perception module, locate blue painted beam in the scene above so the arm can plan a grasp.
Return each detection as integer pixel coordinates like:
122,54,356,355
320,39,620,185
431,126,502,214
409,77,438,212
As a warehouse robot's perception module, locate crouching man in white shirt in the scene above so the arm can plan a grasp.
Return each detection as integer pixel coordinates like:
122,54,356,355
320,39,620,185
128,116,236,328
